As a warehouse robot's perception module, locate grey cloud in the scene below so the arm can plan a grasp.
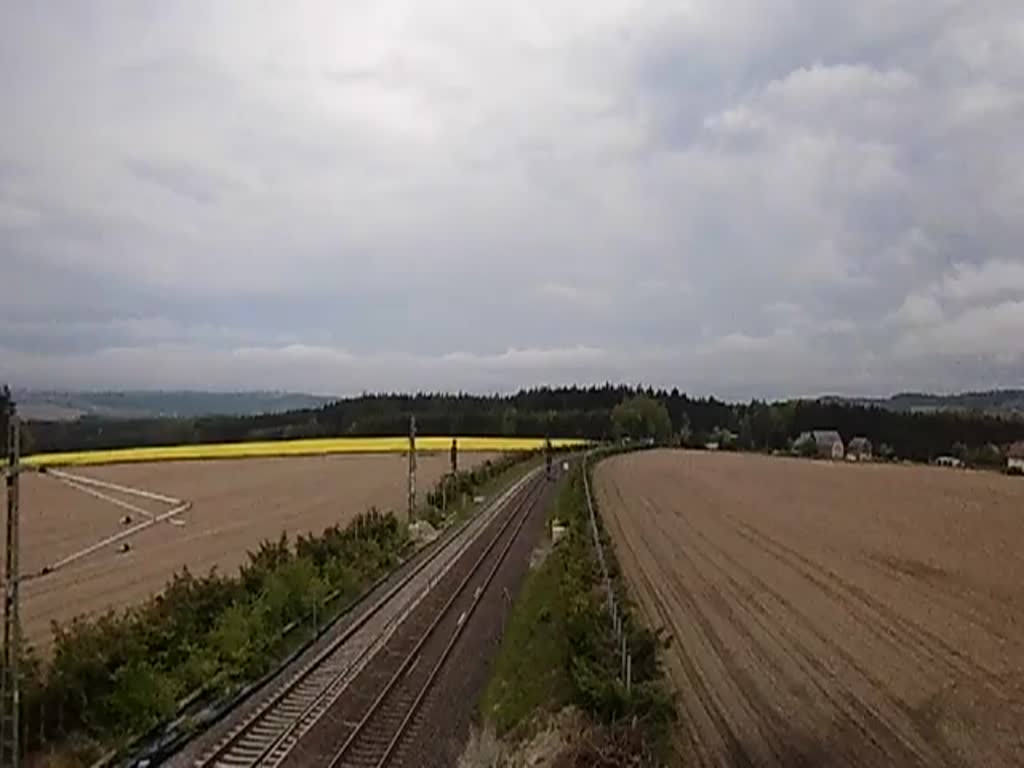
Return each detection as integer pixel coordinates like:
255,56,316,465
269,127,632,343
939,261,1024,303
1,1,1022,395
125,156,230,205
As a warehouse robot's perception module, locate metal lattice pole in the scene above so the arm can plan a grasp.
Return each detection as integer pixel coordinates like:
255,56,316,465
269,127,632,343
407,416,417,521
2,403,21,768
443,437,457,515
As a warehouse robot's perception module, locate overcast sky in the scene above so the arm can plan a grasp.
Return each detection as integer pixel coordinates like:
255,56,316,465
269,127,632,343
2,1,1022,398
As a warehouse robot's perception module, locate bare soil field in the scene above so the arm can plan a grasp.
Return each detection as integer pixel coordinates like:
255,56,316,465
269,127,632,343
595,449,1024,767
17,452,499,649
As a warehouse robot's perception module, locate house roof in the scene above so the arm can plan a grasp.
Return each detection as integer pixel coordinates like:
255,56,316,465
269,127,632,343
849,436,871,448
810,430,842,445
1008,441,1024,459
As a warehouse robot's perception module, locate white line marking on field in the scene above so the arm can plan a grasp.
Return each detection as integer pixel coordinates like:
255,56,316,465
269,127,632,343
22,468,194,582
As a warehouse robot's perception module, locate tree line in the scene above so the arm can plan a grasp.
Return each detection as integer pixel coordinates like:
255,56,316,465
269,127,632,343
11,385,1024,463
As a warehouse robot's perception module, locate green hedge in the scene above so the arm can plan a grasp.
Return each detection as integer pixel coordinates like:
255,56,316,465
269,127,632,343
481,456,675,764
560,462,674,733
423,451,536,524
19,510,409,760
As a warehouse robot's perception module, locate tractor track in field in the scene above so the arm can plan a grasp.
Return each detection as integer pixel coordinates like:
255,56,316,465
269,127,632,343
633,485,937,766
595,449,1024,767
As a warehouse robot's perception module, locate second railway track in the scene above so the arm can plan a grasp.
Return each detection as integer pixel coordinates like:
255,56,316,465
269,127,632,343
307,470,549,768
191,467,547,768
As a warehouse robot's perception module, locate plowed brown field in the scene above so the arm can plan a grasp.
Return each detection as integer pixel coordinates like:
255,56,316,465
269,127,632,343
595,449,1024,767
17,452,499,649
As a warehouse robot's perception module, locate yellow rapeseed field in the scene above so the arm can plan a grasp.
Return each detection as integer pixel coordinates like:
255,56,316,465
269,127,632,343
19,436,589,468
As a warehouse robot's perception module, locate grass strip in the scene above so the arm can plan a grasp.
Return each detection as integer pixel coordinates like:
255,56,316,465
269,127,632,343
477,454,677,766
479,536,568,736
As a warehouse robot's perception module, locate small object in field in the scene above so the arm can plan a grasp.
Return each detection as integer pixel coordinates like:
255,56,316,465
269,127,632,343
120,514,133,525
473,495,485,503
118,542,132,554
562,461,569,471
552,523,568,545
409,520,440,545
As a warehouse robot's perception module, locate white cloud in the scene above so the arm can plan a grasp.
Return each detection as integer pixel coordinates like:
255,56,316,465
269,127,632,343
0,343,618,395
532,282,611,309
895,300,1024,361
440,345,609,370
890,294,944,327
2,1,1024,395
939,260,1024,302
0,201,41,230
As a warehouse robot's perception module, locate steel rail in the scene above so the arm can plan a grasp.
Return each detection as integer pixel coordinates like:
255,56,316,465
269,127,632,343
242,479,541,767
327,475,546,768
195,468,540,768
373,468,545,768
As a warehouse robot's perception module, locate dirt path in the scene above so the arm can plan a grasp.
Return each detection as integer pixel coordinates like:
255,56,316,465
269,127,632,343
17,452,499,649
595,449,1024,767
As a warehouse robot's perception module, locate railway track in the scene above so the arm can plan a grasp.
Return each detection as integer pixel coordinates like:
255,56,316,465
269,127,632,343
309,471,548,768
192,468,544,768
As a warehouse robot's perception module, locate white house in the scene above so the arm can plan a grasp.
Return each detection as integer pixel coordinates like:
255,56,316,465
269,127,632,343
797,430,845,460
1007,442,1024,473
847,437,873,462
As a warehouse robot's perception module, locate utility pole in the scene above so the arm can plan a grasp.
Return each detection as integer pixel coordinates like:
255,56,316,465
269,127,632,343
407,416,417,521
2,398,21,768
444,438,457,515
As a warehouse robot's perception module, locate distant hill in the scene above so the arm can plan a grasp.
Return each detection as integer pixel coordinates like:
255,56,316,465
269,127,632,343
14,387,1024,424
820,389,1024,418
13,390,337,421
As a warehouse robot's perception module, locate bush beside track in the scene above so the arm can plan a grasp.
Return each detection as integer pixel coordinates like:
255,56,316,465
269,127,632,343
15,453,551,766
479,453,675,766
422,450,546,528
19,511,410,765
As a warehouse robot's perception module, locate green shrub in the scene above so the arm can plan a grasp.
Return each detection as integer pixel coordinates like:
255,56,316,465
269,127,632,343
425,452,535,512
553,460,675,754
23,508,411,757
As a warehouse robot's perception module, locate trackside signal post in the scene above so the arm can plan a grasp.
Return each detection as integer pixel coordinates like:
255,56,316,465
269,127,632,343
545,437,553,481
1,399,21,768
407,416,417,521
441,438,458,514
